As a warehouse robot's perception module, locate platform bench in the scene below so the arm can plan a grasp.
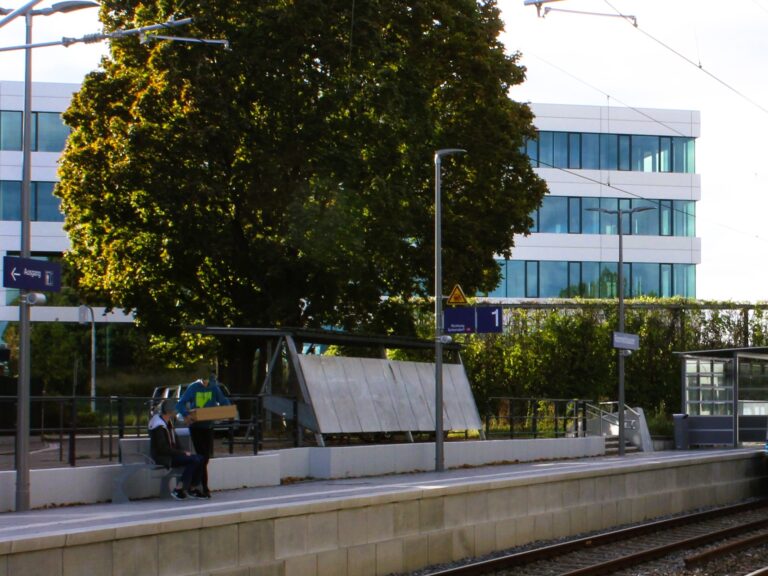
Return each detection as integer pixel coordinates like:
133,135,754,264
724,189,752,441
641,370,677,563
112,437,186,503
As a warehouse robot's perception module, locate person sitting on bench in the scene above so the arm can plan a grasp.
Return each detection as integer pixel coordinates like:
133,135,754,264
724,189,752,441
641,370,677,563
149,399,206,500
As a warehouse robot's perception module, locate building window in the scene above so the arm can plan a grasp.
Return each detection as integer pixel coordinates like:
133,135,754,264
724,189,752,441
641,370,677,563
632,199,659,235
581,133,600,170
631,135,660,172
526,261,539,298
0,110,22,150
632,263,660,297
673,200,695,237
35,181,63,222
553,132,568,168
487,260,696,299
538,132,554,169
661,263,672,297
582,197,600,234
540,261,568,297
530,196,696,238
0,110,69,152
673,263,696,298
539,196,568,233
672,137,695,173
600,134,618,170
0,180,21,220
527,131,696,174
0,180,63,222
33,112,70,152
568,133,581,169
660,200,673,236
618,135,631,171
568,197,581,233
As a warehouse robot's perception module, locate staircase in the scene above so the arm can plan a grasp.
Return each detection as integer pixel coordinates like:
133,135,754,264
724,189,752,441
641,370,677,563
605,435,640,456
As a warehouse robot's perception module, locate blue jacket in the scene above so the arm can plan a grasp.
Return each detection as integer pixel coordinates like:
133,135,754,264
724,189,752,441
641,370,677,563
176,377,230,428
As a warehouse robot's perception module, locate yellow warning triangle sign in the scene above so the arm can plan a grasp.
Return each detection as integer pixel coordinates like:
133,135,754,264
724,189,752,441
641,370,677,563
446,284,469,306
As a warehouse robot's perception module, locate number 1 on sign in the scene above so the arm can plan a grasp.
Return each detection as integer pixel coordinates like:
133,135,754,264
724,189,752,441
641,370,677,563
491,308,499,327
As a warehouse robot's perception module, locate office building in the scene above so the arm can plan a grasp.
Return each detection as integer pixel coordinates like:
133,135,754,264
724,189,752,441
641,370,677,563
0,80,131,324
488,103,701,300
1,83,701,313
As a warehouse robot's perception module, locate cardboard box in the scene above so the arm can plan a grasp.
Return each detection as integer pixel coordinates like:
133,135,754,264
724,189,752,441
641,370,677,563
191,405,238,422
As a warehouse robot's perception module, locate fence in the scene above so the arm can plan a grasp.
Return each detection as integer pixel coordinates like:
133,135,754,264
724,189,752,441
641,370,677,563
0,393,303,467
483,397,590,439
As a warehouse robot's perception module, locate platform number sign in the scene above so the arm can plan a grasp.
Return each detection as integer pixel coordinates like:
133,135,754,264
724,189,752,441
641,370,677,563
477,306,503,333
444,306,503,334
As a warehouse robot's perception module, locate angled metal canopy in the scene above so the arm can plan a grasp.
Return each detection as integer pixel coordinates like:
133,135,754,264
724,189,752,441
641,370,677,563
185,327,481,447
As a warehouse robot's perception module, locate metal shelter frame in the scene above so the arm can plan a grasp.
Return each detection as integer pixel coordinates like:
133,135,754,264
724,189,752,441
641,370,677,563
675,346,768,447
187,327,469,447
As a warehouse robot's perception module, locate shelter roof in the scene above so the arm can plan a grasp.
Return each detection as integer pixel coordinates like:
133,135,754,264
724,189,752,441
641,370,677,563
185,326,462,351
674,346,768,358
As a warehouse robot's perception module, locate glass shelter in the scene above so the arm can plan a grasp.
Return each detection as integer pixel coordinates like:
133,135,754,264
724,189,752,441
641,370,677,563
676,347,768,446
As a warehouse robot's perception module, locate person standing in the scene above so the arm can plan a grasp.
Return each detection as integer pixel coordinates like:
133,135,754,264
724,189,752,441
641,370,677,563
176,374,231,498
148,399,205,500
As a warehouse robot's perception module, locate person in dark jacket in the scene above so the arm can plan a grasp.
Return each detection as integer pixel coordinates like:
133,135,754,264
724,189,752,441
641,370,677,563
176,374,231,498
148,399,205,500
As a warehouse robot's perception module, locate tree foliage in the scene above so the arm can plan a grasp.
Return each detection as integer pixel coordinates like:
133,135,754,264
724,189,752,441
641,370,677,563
458,300,768,419
57,0,546,380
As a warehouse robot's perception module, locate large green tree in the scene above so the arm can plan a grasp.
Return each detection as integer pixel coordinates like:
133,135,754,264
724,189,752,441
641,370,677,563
57,0,546,385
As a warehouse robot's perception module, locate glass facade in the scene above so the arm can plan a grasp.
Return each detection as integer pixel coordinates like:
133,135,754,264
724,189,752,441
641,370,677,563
525,131,695,173
738,358,768,415
488,260,696,299
531,196,695,238
685,358,732,416
0,110,70,152
0,180,63,222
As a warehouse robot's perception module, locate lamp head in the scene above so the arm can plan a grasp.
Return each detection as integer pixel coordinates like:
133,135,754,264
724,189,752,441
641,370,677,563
49,1,100,14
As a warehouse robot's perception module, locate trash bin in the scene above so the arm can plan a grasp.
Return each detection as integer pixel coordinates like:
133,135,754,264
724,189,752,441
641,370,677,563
673,413,689,450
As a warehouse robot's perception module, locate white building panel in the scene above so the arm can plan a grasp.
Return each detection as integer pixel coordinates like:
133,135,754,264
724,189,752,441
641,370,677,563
531,103,700,137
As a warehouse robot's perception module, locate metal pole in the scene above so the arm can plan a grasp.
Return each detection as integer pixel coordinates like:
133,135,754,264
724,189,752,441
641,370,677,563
433,149,465,472
15,10,33,512
617,208,625,457
89,307,95,412
434,153,444,472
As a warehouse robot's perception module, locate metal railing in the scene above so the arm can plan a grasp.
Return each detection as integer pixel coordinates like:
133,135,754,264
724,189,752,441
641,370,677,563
484,397,590,440
584,401,640,436
0,393,305,467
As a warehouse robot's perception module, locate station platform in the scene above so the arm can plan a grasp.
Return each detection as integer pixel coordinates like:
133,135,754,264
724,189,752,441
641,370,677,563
0,447,766,576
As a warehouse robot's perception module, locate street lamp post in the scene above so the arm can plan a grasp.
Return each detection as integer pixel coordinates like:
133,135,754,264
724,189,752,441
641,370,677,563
587,205,653,456
0,0,99,512
434,148,465,472
79,305,96,412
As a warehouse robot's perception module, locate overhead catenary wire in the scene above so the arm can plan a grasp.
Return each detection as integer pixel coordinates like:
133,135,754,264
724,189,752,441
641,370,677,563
515,13,768,246
526,51,691,139
602,0,768,117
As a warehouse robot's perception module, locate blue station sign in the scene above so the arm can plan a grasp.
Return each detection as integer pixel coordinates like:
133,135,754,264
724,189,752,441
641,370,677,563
444,307,476,334
444,306,503,334
3,256,61,292
612,331,640,350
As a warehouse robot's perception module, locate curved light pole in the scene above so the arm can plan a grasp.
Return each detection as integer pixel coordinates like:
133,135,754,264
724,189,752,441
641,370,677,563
434,148,465,472
0,0,99,513
587,204,654,456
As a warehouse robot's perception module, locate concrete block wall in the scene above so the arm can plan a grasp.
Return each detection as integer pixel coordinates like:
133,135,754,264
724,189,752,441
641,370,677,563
1,438,604,510
1,451,764,576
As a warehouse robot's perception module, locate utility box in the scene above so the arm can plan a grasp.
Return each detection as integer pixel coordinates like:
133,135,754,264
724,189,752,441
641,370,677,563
673,414,689,450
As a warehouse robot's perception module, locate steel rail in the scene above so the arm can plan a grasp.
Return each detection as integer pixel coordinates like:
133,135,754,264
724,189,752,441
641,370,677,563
424,498,768,576
683,529,768,568
561,517,768,575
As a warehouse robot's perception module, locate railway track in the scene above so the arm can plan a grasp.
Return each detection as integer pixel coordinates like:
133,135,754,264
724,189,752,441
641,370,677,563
422,498,768,576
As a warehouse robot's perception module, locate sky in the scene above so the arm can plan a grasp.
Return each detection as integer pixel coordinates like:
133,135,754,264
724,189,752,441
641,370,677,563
0,1,766,301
